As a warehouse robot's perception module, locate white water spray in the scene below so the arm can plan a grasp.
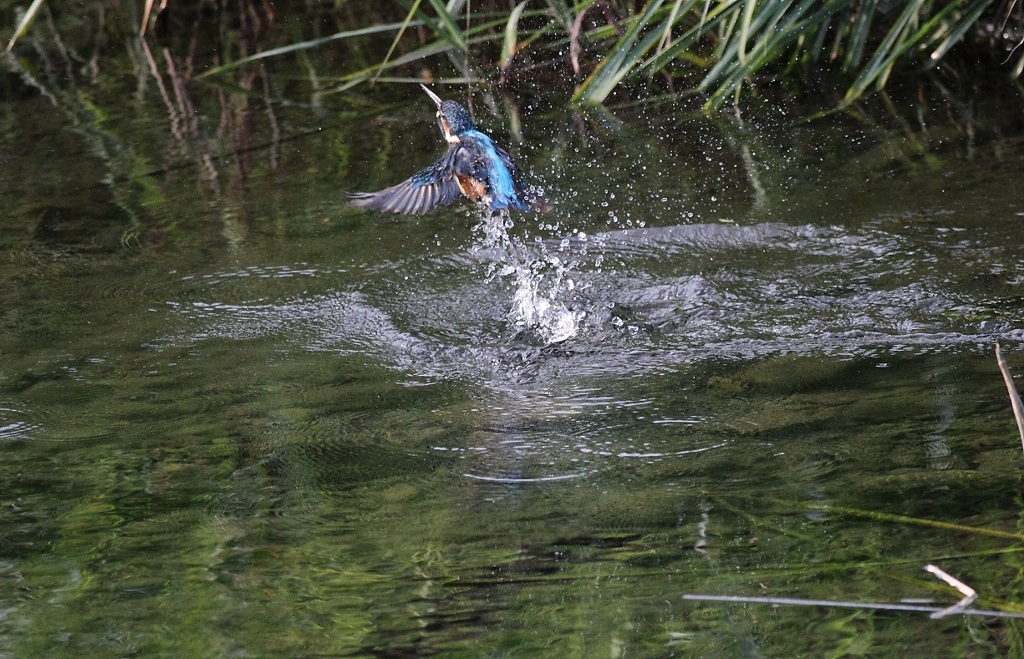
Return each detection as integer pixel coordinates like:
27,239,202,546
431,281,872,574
471,211,582,345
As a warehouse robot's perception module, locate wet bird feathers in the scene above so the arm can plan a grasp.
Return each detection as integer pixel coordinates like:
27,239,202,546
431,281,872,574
348,131,532,214
347,86,542,215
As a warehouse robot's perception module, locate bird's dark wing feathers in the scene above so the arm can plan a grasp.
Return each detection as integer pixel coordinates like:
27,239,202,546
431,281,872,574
449,140,545,211
493,143,547,211
347,153,462,215
451,146,485,181
348,142,547,214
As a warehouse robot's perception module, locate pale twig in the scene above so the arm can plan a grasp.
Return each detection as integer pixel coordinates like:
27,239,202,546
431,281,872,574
924,564,977,619
681,594,1023,619
570,1,622,76
140,0,168,37
4,0,45,54
995,343,1024,452
140,39,182,141
686,564,992,620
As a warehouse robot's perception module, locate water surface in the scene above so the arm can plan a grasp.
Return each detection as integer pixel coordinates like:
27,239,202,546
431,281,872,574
3,30,1024,657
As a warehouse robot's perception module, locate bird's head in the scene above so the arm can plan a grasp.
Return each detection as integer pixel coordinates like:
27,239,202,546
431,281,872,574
421,84,476,143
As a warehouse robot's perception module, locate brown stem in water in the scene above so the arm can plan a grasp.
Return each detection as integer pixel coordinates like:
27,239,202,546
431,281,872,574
995,343,1024,453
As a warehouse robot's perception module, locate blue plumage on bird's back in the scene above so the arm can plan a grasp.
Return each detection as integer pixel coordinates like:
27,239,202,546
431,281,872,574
347,85,544,215
464,131,528,211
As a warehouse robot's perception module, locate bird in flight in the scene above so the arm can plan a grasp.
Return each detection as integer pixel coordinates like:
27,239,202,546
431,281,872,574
347,85,545,215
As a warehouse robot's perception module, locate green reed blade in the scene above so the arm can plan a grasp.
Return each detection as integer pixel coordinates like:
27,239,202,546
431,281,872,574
501,1,530,71
425,0,468,54
925,0,991,65
797,501,1024,542
373,0,424,84
198,22,427,78
4,0,46,54
573,0,666,105
844,0,878,69
841,0,966,106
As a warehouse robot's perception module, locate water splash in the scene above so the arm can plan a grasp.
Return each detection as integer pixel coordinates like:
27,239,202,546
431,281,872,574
471,211,582,345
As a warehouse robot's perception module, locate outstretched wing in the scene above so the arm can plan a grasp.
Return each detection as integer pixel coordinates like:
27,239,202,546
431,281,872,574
347,156,462,215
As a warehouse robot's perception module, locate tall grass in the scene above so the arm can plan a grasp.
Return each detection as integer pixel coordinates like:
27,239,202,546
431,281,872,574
5,1,1022,109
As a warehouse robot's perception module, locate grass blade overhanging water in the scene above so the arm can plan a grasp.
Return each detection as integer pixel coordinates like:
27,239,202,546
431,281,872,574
698,0,820,108
373,0,425,84
842,0,958,106
123,1,1022,111
197,22,429,79
571,0,1015,108
573,0,667,105
500,0,529,82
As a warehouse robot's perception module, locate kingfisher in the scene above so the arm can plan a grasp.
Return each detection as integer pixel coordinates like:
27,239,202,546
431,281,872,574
347,85,545,215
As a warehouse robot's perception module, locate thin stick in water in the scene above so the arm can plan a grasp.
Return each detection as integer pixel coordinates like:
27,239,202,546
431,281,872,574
995,343,1024,452
681,594,1024,619
924,564,977,619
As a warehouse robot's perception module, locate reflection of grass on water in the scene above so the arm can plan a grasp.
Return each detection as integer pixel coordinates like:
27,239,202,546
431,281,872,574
3,0,1022,244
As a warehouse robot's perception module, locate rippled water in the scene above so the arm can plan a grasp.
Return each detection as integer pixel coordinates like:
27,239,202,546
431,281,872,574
3,45,1024,655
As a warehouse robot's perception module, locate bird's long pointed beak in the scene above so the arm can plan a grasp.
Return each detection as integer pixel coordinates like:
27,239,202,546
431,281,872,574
420,84,444,108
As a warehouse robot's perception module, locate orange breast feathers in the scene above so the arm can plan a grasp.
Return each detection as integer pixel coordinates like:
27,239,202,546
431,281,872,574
455,174,488,202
